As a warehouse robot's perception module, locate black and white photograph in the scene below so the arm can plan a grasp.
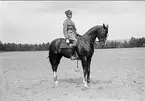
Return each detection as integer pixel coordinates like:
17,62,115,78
0,1,145,101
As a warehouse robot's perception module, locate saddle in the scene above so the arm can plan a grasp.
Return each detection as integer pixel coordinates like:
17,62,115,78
60,33,82,49
60,39,71,49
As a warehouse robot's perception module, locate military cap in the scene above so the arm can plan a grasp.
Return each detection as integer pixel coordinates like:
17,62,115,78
65,10,72,15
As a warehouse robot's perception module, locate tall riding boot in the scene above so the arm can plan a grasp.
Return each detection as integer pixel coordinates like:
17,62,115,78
69,44,78,60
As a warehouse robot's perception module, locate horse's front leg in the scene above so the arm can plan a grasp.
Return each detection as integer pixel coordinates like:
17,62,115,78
87,58,91,84
83,70,88,88
53,71,59,86
81,57,89,88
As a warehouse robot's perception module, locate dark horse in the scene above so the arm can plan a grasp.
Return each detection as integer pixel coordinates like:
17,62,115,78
49,24,109,87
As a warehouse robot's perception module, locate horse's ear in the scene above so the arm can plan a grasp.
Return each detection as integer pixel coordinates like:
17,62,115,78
106,24,109,28
103,23,106,29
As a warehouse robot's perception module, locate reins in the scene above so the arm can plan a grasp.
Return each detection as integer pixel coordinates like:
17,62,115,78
77,36,97,51
77,37,89,51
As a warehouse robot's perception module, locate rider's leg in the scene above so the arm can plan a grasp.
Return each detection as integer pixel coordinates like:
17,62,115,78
69,40,78,60
67,31,78,60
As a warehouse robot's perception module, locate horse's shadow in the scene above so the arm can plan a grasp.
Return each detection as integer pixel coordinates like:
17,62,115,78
59,77,112,85
59,77,83,85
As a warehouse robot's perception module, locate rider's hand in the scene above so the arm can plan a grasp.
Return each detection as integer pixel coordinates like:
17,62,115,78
66,38,69,43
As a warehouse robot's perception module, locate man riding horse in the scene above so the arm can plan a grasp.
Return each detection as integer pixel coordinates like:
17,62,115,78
63,10,80,60
49,9,109,87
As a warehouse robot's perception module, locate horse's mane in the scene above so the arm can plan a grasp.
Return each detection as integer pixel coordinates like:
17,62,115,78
83,25,102,37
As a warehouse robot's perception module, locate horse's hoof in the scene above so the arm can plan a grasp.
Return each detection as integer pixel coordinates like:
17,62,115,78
84,84,89,88
54,81,59,86
83,81,89,88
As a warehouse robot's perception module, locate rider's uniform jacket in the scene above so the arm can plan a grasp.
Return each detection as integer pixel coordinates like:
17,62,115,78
63,18,77,41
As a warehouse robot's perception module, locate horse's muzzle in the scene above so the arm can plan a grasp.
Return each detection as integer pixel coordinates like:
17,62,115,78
99,40,106,48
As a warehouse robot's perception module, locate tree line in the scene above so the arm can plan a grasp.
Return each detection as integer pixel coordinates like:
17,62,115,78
0,42,50,51
0,37,145,51
94,37,145,49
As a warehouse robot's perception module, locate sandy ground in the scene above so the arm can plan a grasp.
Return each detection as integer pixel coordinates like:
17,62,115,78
0,48,145,101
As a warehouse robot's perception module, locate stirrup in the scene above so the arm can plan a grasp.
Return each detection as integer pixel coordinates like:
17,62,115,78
70,55,78,60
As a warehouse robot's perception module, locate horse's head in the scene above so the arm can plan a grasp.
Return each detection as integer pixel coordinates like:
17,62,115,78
97,23,109,47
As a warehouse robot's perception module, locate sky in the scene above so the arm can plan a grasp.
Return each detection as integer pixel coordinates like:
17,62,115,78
0,1,145,44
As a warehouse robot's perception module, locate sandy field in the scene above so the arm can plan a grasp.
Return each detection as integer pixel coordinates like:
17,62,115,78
0,48,145,101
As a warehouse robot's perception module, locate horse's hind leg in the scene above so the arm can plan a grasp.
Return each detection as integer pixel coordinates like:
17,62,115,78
49,53,62,86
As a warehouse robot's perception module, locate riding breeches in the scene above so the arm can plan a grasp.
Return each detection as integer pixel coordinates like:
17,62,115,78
67,30,77,41
67,30,77,46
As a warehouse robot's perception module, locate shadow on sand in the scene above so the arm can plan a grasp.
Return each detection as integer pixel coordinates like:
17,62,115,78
59,77,112,85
